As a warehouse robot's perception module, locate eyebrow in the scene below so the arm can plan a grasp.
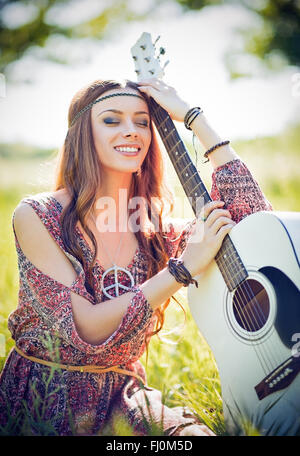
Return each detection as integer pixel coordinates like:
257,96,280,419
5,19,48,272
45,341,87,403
97,109,150,117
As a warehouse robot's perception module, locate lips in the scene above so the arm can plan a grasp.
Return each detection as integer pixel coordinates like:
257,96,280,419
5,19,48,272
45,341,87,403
114,144,141,156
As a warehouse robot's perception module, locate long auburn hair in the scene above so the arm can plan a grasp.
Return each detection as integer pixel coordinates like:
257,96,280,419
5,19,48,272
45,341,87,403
52,79,183,360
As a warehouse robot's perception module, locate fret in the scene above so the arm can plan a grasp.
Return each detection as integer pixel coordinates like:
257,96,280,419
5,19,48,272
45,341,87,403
217,246,247,269
185,175,206,195
218,259,244,279
161,127,177,142
192,189,207,198
181,160,194,174
156,115,169,131
217,260,245,284
216,244,246,268
218,258,244,272
184,171,199,186
189,182,209,198
169,139,183,154
174,149,187,165
216,248,240,262
216,256,242,268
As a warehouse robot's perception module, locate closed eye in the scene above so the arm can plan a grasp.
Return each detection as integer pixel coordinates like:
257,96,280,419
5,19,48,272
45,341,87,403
103,118,119,125
103,118,149,127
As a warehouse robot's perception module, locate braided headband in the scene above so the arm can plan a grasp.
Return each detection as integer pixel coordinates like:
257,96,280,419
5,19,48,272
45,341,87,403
69,92,146,127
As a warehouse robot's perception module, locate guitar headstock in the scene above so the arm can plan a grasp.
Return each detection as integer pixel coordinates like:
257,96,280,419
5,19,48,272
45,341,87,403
130,32,169,82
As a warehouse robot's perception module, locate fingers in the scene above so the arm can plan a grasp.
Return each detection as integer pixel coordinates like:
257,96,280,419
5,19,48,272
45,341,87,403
198,200,225,222
206,208,233,228
211,215,235,234
137,85,158,97
138,78,166,87
216,221,235,242
197,200,235,238
138,79,172,96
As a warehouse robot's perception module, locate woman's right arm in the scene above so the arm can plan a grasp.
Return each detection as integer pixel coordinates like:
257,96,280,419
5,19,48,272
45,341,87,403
13,200,233,346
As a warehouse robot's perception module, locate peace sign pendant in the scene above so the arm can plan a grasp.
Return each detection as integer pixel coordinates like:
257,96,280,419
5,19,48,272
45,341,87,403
100,264,135,299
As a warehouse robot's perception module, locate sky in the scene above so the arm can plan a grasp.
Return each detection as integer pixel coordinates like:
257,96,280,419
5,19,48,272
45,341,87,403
0,0,299,149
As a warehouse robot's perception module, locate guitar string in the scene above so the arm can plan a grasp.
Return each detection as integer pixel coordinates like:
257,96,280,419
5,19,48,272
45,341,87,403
216,245,279,372
230,265,284,369
212,232,278,375
213,241,275,374
216,221,286,367
152,102,280,374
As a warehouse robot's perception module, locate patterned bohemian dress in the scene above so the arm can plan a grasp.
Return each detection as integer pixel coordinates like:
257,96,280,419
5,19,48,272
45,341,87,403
0,159,272,436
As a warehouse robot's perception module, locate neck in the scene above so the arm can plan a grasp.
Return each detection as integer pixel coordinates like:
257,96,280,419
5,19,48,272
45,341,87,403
93,171,134,232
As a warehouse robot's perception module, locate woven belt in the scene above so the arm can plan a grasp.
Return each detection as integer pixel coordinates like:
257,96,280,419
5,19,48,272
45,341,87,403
14,345,145,385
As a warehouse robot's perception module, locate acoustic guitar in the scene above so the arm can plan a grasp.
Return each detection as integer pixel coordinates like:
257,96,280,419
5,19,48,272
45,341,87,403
131,32,300,436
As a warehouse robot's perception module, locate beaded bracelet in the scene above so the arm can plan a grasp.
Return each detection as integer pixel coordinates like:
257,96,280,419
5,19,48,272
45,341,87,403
168,257,198,288
203,140,230,163
184,107,203,130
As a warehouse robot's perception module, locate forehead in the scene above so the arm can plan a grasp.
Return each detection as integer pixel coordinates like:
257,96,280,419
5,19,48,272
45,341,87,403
91,89,149,117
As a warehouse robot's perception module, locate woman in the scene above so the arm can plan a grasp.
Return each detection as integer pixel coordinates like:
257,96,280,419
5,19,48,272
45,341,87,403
0,78,272,436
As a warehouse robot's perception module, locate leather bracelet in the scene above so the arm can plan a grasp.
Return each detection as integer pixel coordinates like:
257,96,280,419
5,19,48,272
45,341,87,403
168,257,198,288
184,107,203,130
203,140,230,163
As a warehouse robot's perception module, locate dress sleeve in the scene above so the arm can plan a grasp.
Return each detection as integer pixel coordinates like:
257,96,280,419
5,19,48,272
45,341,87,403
210,158,273,223
10,197,154,360
163,158,273,258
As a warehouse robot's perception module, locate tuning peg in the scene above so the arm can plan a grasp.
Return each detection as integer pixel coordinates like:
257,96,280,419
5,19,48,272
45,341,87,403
144,57,150,62
135,69,141,75
159,47,166,55
132,55,137,61
140,44,146,50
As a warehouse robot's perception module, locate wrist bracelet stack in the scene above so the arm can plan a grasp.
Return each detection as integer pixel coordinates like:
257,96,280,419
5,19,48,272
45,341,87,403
184,107,203,130
168,257,198,288
184,107,231,164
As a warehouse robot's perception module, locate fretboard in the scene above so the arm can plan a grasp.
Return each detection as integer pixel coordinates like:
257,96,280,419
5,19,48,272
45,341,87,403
149,98,248,291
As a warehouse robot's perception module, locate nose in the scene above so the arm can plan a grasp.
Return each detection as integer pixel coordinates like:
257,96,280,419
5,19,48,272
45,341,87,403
122,120,139,139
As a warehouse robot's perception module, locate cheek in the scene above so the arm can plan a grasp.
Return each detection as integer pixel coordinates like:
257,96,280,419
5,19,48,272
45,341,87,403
92,125,112,155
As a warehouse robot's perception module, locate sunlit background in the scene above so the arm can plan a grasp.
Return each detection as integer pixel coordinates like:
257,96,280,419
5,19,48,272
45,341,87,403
0,0,300,435
0,0,299,149
0,0,299,210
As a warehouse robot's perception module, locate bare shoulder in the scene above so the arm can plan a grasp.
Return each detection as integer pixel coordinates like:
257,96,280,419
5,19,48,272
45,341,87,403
13,195,77,277
13,200,53,244
13,188,68,230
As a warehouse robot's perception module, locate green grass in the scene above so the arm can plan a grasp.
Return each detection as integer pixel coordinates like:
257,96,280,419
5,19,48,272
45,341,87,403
0,122,299,435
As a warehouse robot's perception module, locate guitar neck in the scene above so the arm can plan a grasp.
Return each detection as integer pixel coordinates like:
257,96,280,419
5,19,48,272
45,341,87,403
149,98,211,213
149,98,248,291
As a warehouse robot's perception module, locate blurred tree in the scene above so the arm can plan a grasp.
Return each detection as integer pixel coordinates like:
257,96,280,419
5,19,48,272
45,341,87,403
1,0,299,81
175,0,300,76
0,0,156,80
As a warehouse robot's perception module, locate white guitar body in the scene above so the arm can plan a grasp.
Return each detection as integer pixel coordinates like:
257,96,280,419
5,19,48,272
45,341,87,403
188,211,300,435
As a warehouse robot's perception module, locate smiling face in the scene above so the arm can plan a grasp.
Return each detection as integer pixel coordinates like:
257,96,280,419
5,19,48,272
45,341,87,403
91,89,152,177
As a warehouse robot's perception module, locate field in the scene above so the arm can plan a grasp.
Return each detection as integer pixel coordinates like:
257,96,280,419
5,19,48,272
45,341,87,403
0,122,299,435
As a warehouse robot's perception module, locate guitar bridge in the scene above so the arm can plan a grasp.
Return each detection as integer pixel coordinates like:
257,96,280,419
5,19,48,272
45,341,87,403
255,356,300,400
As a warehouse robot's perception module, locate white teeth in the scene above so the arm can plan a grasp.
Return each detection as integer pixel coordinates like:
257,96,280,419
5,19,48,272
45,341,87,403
115,147,139,153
